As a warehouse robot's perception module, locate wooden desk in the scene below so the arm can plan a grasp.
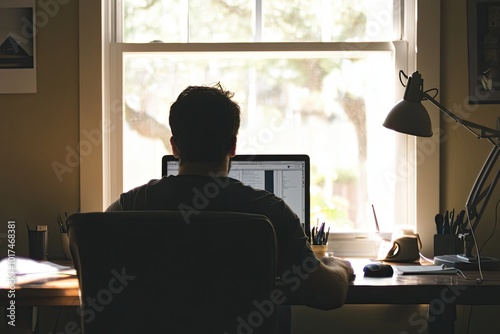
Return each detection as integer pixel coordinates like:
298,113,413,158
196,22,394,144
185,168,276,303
347,258,500,334
348,258,500,305
0,259,79,307
2,259,499,333
0,277,80,307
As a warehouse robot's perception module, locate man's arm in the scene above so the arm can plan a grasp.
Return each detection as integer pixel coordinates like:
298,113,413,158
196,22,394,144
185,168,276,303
282,256,355,310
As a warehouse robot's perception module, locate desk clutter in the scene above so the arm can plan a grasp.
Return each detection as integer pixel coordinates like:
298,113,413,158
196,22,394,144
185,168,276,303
434,209,463,235
434,209,466,256
375,229,421,263
311,221,329,245
57,211,74,260
396,265,458,275
363,263,393,277
26,224,48,260
0,257,75,288
311,222,331,258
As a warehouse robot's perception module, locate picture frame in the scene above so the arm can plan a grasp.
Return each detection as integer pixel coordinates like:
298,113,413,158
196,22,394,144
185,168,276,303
0,0,36,94
467,0,500,104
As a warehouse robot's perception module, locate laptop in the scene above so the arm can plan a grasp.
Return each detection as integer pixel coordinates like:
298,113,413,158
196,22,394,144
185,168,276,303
162,154,310,237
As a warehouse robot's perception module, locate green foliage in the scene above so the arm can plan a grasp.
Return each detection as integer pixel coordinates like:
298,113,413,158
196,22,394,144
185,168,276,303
334,168,358,183
311,192,350,228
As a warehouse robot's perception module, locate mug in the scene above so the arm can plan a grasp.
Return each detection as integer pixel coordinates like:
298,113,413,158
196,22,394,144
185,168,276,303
378,229,422,262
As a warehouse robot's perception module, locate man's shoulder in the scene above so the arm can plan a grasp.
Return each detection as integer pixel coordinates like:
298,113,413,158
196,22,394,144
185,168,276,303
118,175,283,210
121,175,246,199
124,177,166,194
117,177,170,209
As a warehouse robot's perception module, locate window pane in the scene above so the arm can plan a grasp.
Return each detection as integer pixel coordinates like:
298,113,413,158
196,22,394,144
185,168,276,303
123,0,185,43
188,0,254,42
122,0,398,43
122,51,396,231
262,0,396,42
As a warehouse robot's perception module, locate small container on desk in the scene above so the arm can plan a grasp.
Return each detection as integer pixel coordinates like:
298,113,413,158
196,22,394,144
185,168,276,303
434,234,463,256
311,221,330,258
311,244,329,258
28,225,48,260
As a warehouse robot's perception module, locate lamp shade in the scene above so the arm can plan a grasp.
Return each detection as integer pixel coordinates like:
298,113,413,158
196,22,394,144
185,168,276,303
383,99,433,137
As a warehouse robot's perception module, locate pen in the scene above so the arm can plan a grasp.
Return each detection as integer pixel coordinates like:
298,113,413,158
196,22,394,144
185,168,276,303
454,210,465,234
371,204,380,233
315,222,325,245
57,213,62,231
435,214,443,234
443,210,450,234
449,209,455,230
57,213,64,233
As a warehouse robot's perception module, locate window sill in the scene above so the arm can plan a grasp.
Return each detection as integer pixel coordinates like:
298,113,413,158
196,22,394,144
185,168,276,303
327,232,392,258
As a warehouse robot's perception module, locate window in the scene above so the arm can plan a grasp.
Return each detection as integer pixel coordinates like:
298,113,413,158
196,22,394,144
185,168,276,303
104,0,413,234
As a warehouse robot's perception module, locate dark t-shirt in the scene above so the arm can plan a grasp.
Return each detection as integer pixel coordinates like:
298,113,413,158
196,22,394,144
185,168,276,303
106,175,317,276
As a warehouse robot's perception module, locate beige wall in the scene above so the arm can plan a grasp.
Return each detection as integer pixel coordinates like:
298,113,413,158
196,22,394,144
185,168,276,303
0,0,79,259
441,1,500,260
439,1,500,329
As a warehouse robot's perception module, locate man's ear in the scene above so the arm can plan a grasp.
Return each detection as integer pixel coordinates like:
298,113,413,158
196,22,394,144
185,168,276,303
229,136,237,157
170,136,180,158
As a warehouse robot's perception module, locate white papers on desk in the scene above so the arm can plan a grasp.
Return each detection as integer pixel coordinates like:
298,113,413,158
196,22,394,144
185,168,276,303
0,257,75,288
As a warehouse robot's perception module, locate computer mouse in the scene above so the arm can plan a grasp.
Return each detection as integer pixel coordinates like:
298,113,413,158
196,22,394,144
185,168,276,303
363,263,394,277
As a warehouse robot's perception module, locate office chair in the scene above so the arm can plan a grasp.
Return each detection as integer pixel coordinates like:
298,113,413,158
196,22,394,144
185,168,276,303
67,211,278,334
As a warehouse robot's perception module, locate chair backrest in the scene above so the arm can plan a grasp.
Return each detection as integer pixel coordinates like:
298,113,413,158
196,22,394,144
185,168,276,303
67,211,277,334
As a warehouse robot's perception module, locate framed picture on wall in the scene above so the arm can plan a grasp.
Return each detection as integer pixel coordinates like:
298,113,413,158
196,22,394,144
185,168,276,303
468,0,500,104
0,0,36,94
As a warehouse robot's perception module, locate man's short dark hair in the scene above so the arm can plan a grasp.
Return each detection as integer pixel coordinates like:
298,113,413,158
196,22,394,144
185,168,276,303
169,83,241,163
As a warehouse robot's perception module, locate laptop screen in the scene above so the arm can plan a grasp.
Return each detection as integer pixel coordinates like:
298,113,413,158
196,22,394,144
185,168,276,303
162,154,310,237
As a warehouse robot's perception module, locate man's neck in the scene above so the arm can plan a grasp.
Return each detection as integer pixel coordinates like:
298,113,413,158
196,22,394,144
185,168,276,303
177,158,230,177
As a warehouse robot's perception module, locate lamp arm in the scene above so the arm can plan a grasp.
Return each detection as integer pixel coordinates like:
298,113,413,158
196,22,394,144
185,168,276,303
421,92,500,233
466,145,500,231
423,92,500,144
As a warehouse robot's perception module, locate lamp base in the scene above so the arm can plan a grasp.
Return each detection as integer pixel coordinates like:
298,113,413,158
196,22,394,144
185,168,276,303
434,254,500,270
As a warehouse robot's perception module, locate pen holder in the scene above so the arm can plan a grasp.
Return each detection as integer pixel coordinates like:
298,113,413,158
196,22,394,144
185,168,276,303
434,234,463,256
28,230,48,260
61,233,72,260
312,244,329,258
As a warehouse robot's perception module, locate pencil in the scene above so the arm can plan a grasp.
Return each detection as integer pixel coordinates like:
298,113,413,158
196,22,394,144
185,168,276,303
372,204,380,233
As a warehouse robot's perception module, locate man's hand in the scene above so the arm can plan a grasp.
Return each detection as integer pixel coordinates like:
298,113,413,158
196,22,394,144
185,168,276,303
321,255,356,282
292,253,355,309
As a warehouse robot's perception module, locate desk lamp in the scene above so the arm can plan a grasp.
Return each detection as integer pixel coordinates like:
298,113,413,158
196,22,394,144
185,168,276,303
383,70,500,270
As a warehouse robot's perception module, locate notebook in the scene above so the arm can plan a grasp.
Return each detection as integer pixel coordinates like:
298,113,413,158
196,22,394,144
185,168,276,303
396,265,458,275
162,154,310,237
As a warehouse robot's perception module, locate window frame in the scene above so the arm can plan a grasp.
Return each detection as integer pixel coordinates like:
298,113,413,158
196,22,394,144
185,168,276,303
79,0,439,257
